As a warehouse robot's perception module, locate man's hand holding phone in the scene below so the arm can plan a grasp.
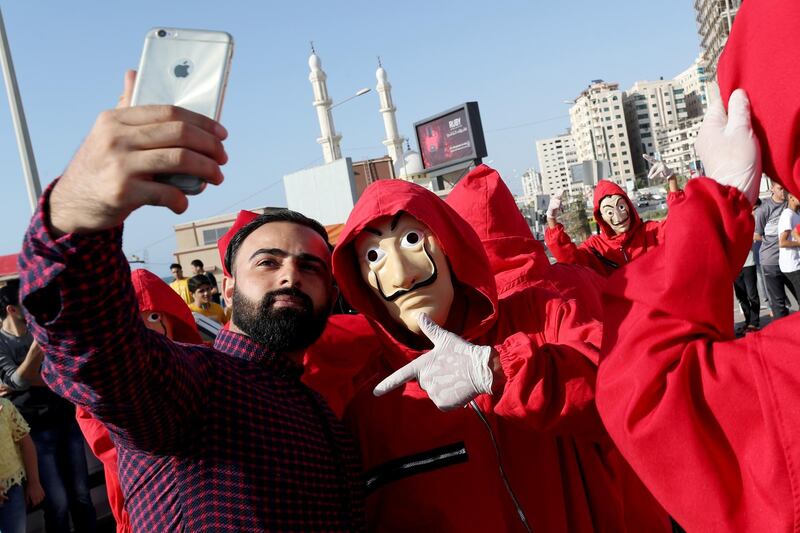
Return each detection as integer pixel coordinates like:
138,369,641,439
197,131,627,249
49,70,228,237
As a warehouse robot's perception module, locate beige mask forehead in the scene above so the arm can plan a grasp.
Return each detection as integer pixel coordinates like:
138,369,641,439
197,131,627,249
600,194,627,210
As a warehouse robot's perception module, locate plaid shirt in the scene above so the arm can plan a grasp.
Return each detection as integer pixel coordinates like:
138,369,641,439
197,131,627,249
18,187,365,531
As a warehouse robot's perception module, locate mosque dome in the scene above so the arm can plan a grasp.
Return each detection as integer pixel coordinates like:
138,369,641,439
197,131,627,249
395,150,425,178
308,53,322,71
376,67,388,83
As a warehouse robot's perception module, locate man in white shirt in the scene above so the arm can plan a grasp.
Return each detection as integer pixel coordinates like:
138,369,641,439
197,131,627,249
778,192,800,299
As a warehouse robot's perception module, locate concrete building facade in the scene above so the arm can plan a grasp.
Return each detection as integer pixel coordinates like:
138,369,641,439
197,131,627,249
568,80,635,186
674,54,711,119
520,168,543,203
694,0,742,78
623,79,689,178
653,117,703,178
535,133,578,195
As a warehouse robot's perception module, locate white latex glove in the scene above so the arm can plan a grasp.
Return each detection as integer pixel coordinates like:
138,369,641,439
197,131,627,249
694,88,762,204
546,196,562,219
373,313,494,411
644,155,674,181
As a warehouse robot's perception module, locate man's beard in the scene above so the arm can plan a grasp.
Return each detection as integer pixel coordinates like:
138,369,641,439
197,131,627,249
232,286,330,354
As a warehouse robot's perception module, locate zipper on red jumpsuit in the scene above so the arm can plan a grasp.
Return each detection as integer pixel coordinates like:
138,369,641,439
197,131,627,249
469,400,533,533
620,246,629,263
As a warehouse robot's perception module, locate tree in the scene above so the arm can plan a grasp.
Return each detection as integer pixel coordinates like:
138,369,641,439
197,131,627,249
560,189,591,243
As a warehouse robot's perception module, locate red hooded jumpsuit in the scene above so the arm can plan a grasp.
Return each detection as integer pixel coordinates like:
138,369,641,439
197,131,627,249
545,180,676,276
595,0,800,530
332,179,669,532
446,164,607,308
74,269,202,533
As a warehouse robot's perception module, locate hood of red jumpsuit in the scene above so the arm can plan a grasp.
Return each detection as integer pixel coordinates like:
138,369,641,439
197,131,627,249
332,180,498,361
717,0,800,198
593,180,642,241
131,269,202,344
446,164,551,297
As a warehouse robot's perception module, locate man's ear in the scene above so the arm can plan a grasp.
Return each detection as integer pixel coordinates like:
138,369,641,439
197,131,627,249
222,276,235,308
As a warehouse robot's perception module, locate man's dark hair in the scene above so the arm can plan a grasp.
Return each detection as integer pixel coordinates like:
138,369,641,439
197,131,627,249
187,275,211,295
170,263,182,271
0,280,21,320
224,210,329,276
191,259,204,269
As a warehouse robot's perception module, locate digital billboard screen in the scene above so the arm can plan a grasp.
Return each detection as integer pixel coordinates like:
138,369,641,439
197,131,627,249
414,102,487,172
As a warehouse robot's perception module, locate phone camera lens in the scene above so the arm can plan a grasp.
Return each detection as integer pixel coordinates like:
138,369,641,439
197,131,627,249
157,29,167,38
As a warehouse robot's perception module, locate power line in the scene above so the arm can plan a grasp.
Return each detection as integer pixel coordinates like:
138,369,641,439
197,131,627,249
486,114,569,133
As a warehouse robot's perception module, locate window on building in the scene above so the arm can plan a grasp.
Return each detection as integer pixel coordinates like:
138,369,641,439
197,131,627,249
202,226,232,245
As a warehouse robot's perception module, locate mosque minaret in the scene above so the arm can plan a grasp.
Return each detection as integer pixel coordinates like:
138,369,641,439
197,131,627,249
375,59,406,165
308,47,342,164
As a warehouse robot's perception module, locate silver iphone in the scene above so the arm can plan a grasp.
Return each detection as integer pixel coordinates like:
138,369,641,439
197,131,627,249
130,28,233,195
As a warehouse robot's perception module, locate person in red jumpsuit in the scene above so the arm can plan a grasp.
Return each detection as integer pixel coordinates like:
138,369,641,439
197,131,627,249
595,0,800,530
545,165,681,276
330,178,669,532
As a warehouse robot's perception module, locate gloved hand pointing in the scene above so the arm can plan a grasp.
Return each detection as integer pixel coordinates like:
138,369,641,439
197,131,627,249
373,313,495,411
643,155,674,181
694,88,762,204
546,196,562,220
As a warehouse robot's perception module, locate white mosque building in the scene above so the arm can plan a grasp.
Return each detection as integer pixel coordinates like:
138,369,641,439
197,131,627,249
307,49,425,182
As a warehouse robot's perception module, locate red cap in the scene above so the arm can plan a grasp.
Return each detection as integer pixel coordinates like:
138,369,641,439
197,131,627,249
131,269,202,344
217,210,259,277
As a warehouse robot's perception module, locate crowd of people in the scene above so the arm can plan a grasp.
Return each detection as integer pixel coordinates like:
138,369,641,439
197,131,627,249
1,0,800,531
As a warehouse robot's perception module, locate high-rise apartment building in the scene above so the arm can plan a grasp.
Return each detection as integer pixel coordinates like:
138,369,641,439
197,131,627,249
568,80,634,186
520,168,543,201
623,79,689,177
695,0,742,78
653,117,703,178
535,133,578,195
674,54,710,118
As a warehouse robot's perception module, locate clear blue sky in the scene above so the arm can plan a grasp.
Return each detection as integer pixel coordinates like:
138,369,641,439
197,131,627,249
0,1,700,274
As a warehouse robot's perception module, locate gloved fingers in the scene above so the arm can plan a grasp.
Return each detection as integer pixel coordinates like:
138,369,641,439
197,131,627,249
643,154,656,165
701,96,728,133
373,357,424,396
725,89,752,133
417,312,451,346
706,79,722,108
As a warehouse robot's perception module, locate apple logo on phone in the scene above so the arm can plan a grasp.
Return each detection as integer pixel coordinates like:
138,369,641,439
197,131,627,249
173,60,192,78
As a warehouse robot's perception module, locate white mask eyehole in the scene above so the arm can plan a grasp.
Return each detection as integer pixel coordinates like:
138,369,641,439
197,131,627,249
366,247,386,264
400,230,423,248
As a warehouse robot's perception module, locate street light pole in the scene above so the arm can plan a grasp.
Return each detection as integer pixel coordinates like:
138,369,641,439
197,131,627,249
329,87,371,110
0,7,41,214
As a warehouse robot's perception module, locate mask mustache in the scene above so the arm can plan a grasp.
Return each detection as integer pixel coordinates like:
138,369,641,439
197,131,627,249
377,244,438,302
612,213,629,226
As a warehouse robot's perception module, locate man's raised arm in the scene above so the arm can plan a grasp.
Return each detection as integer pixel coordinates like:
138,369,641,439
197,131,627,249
19,71,228,453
